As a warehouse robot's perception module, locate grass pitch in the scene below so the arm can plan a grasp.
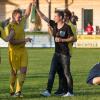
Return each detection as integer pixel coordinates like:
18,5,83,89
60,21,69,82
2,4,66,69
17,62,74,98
0,48,100,100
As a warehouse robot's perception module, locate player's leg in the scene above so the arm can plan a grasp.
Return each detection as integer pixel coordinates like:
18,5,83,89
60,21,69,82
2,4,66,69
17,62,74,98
9,50,17,96
93,77,100,85
60,55,73,96
10,69,17,96
16,67,27,92
55,64,67,96
15,67,27,97
15,49,28,97
41,53,58,97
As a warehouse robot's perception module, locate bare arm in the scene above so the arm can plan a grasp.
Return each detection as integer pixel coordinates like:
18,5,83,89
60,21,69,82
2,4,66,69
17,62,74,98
3,29,25,44
9,38,32,45
36,8,49,23
2,28,25,44
55,36,75,43
24,0,37,18
9,39,26,45
24,3,33,18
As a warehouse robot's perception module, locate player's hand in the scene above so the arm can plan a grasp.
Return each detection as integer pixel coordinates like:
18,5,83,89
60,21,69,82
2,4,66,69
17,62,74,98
25,38,32,43
55,37,62,42
30,0,36,6
28,38,32,42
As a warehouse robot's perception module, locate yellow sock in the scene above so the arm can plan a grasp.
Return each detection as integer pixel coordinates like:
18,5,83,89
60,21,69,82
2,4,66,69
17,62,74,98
10,75,16,93
16,73,26,93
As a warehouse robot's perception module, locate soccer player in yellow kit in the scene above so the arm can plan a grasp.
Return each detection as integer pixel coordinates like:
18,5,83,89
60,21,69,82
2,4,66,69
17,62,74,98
7,1,35,97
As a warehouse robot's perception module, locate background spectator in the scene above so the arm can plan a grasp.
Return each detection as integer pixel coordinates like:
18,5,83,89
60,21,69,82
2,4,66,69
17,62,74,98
85,22,94,35
71,12,78,26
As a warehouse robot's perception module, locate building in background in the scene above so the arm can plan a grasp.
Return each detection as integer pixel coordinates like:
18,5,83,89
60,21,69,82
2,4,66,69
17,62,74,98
0,0,100,34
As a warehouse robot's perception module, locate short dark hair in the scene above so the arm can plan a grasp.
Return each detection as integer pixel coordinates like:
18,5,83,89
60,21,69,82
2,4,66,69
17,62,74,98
88,22,92,25
64,8,72,19
55,10,64,19
12,8,22,18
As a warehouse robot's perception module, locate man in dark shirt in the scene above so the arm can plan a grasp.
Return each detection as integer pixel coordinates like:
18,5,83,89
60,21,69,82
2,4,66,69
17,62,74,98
36,7,74,97
54,8,77,96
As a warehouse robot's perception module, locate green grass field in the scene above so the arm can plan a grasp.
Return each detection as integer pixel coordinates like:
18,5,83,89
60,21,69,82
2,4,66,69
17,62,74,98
0,48,100,100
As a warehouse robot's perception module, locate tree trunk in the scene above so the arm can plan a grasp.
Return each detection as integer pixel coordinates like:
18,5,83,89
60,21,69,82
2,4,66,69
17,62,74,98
65,0,68,8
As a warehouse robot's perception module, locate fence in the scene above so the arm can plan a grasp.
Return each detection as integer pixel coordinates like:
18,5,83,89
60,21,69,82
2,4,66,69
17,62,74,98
1,34,100,48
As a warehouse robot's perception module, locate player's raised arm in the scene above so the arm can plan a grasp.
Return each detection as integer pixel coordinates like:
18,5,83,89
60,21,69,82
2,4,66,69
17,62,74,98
36,7,49,23
24,0,36,18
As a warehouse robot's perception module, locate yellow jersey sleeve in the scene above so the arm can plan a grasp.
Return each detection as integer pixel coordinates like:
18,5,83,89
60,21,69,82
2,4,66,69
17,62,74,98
0,26,6,39
68,21,77,56
68,21,77,40
0,24,11,40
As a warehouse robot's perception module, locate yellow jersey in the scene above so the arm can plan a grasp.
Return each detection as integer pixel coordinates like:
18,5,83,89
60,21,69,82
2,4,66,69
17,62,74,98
8,17,26,50
68,21,77,56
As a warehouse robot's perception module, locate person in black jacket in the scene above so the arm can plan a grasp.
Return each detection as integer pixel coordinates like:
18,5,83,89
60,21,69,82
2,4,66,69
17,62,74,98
87,63,100,85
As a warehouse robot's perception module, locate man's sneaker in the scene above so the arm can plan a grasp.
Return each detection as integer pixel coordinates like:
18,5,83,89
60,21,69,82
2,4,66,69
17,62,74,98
62,92,74,97
41,90,51,97
54,89,65,96
13,91,23,98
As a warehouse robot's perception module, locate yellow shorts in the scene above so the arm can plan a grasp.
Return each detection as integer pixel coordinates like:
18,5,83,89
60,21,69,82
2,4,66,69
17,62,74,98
9,48,28,71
